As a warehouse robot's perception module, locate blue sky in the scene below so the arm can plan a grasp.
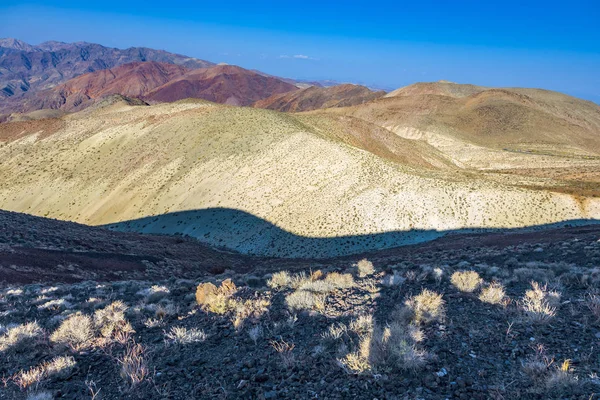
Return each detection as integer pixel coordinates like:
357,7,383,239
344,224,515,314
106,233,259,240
2,1,599,102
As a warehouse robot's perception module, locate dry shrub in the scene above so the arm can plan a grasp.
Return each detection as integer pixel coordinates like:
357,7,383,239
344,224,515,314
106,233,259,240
355,259,375,278
325,272,355,289
546,359,578,391
586,293,600,321
271,340,296,368
404,289,445,324
451,270,482,293
50,313,94,351
521,282,560,323
310,270,324,281
298,280,335,293
14,356,76,389
195,279,238,314
267,271,291,289
165,327,207,345
479,282,507,305
137,285,170,303
232,297,271,330
349,315,373,336
118,342,148,389
94,301,134,343
0,322,43,353
285,290,325,312
322,322,348,341
338,352,370,374
339,320,426,374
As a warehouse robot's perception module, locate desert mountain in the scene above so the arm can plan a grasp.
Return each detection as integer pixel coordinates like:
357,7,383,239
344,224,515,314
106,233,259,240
144,64,298,106
0,93,599,257
0,38,214,103
12,62,189,113
319,81,600,178
4,62,299,113
253,84,385,112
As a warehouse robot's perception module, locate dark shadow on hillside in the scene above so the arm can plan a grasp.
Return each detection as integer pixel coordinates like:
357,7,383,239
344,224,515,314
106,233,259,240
102,207,600,259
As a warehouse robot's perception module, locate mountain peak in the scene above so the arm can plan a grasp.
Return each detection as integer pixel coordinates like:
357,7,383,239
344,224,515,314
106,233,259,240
0,38,35,51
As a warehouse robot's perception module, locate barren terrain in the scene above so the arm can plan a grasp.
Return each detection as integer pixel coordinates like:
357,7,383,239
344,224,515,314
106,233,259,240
0,88,599,257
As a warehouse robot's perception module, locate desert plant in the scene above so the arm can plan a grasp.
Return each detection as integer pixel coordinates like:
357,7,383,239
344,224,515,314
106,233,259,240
349,315,373,336
271,340,296,368
50,313,94,351
325,272,355,289
355,259,375,278
451,270,482,293
248,325,263,344
404,289,445,324
586,293,600,321
267,271,291,289
13,356,76,389
479,282,507,304
165,327,207,345
117,342,148,389
94,301,133,341
0,322,43,353
521,282,560,323
285,290,325,312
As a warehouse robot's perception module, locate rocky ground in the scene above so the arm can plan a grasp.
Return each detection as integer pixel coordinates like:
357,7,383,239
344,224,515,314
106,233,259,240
1,211,600,399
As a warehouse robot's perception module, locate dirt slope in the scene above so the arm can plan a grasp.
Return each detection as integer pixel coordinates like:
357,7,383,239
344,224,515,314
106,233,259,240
145,65,298,106
253,84,385,112
0,99,598,257
14,62,189,112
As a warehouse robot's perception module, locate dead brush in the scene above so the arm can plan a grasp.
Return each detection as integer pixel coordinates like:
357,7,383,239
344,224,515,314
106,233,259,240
50,313,95,351
451,270,482,293
13,356,76,390
404,289,445,325
586,293,600,321
117,342,148,389
270,339,296,368
521,282,560,323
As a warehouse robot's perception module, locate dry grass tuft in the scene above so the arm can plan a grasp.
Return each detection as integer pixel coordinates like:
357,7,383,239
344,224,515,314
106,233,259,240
349,315,373,336
521,282,560,323
94,301,134,343
165,326,207,345
355,259,375,278
118,342,148,389
479,282,507,305
451,270,482,293
50,313,94,351
14,356,76,389
196,279,239,315
404,289,445,324
586,293,600,321
285,290,325,312
267,271,291,289
324,272,355,289
270,339,296,368
0,321,43,353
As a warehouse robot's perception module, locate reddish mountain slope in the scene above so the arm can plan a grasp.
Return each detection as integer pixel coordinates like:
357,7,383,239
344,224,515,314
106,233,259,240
254,84,385,112
13,62,189,112
145,65,298,106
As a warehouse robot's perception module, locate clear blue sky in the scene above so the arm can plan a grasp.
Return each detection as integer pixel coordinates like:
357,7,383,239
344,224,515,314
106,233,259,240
2,1,599,102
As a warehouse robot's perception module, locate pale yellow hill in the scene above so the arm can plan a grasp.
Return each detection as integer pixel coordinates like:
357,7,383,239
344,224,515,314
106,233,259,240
0,98,599,257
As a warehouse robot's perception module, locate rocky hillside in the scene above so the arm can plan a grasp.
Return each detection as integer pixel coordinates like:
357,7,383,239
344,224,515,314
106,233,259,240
0,38,214,113
253,84,385,112
144,65,298,106
0,98,599,257
1,209,600,399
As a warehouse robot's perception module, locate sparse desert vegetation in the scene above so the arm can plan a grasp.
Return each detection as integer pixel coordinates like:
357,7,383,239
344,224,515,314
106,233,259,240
2,225,599,399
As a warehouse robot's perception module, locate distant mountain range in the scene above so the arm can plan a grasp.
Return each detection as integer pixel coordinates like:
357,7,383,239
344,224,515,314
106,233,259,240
0,38,387,118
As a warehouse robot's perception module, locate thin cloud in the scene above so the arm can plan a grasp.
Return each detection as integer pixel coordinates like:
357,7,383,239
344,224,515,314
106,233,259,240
279,54,319,60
